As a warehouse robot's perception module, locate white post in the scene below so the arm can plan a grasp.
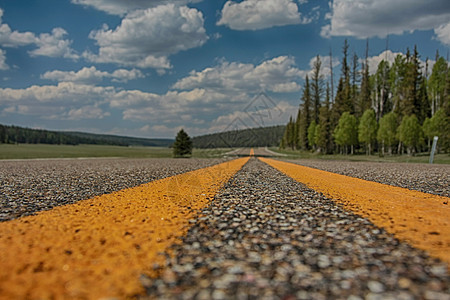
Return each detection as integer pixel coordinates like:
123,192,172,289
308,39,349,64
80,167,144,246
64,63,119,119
429,136,439,164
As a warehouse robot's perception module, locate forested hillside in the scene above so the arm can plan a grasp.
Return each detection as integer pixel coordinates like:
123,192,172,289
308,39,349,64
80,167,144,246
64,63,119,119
193,125,285,148
0,124,173,147
281,41,449,155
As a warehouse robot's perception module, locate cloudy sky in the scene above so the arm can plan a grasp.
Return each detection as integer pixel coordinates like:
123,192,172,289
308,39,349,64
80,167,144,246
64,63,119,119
0,0,449,138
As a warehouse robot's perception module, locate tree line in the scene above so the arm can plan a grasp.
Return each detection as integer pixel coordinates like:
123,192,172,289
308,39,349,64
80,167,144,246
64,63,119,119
0,124,173,147
193,125,285,148
281,41,449,155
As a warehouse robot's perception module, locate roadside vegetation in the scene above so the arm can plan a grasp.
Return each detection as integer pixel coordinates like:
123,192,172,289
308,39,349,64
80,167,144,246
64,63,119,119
0,144,230,160
280,40,449,157
271,147,450,164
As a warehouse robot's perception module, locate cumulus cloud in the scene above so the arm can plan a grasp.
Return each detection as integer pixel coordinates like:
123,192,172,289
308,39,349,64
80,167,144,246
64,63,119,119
0,49,8,70
29,28,79,60
434,23,450,46
71,0,202,16
217,0,310,30
41,66,144,84
0,8,78,60
0,82,114,120
0,9,36,47
84,4,207,69
365,50,404,75
0,55,309,135
307,55,340,80
173,56,304,93
365,50,435,76
65,105,110,120
321,0,450,41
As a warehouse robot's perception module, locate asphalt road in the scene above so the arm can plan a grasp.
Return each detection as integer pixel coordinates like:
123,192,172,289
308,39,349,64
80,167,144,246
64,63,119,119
0,156,448,299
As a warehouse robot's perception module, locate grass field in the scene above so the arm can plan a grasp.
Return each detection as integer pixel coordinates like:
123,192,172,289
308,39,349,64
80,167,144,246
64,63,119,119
270,147,450,164
0,144,231,160
1,144,448,164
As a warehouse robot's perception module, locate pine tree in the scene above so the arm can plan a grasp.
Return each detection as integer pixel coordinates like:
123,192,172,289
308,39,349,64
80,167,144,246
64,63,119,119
390,54,407,116
316,84,332,153
373,60,391,120
298,76,312,150
358,109,378,155
311,55,324,124
281,116,296,150
359,53,371,118
351,53,360,116
173,129,193,157
341,39,354,114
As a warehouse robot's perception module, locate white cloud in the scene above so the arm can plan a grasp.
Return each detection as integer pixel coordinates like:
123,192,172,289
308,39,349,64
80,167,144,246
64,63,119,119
71,0,202,16
365,50,435,76
0,9,36,47
84,4,207,69
434,23,450,46
307,55,340,80
217,0,310,30
0,82,114,120
322,0,450,39
0,9,78,60
41,66,144,84
0,49,8,70
366,50,404,75
0,55,309,136
173,56,304,93
66,105,110,120
29,28,79,60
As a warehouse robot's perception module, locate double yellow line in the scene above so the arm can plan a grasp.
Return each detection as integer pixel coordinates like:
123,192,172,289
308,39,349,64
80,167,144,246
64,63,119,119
1,154,449,299
0,158,249,299
261,158,450,266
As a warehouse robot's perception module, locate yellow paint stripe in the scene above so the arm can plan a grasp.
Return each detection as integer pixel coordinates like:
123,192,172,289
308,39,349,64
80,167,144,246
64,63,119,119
260,157,450,265
249,148,254,156
0,157,249,299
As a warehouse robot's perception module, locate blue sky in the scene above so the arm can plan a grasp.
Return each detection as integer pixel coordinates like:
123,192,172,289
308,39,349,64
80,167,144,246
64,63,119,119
0,0,449,138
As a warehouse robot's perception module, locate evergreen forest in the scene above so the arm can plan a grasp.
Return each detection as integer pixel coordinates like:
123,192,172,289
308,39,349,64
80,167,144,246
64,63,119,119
0,124,173,147
281,41,449,155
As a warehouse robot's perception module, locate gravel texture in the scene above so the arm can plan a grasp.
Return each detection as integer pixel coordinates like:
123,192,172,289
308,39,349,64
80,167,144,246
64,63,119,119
285,159,450,197
0,158,227,221
142,158,449,299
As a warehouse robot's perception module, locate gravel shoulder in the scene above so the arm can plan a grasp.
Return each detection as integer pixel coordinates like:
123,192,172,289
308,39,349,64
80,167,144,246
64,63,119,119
284,159,450,197
0,158,228,221
142,158,449,299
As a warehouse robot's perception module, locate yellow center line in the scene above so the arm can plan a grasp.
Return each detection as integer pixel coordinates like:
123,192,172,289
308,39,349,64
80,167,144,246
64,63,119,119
0,157,249,299
249,148,254,156
260,157,450,266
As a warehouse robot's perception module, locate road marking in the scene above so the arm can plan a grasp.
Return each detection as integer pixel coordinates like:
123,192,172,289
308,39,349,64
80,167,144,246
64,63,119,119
0,157,249,299
260,157,450,265
249,148,254,156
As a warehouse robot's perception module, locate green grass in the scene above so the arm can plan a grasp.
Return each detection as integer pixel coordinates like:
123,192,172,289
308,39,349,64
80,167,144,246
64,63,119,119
269,147,450,164
2,144,448,164
0,144,234,160
0,144,174,159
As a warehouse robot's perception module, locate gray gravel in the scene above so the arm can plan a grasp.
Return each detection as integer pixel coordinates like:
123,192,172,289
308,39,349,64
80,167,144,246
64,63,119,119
0,158,227,221
142,158,449,299
285,159,450,197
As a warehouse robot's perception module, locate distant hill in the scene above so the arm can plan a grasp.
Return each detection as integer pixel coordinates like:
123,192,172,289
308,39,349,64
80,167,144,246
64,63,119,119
0,124,173,147
193,125,285,148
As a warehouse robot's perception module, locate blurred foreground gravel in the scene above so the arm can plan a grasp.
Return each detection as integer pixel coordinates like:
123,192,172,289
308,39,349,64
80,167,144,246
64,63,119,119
143,158,449,299
0,158,227,221
285,159,450,197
